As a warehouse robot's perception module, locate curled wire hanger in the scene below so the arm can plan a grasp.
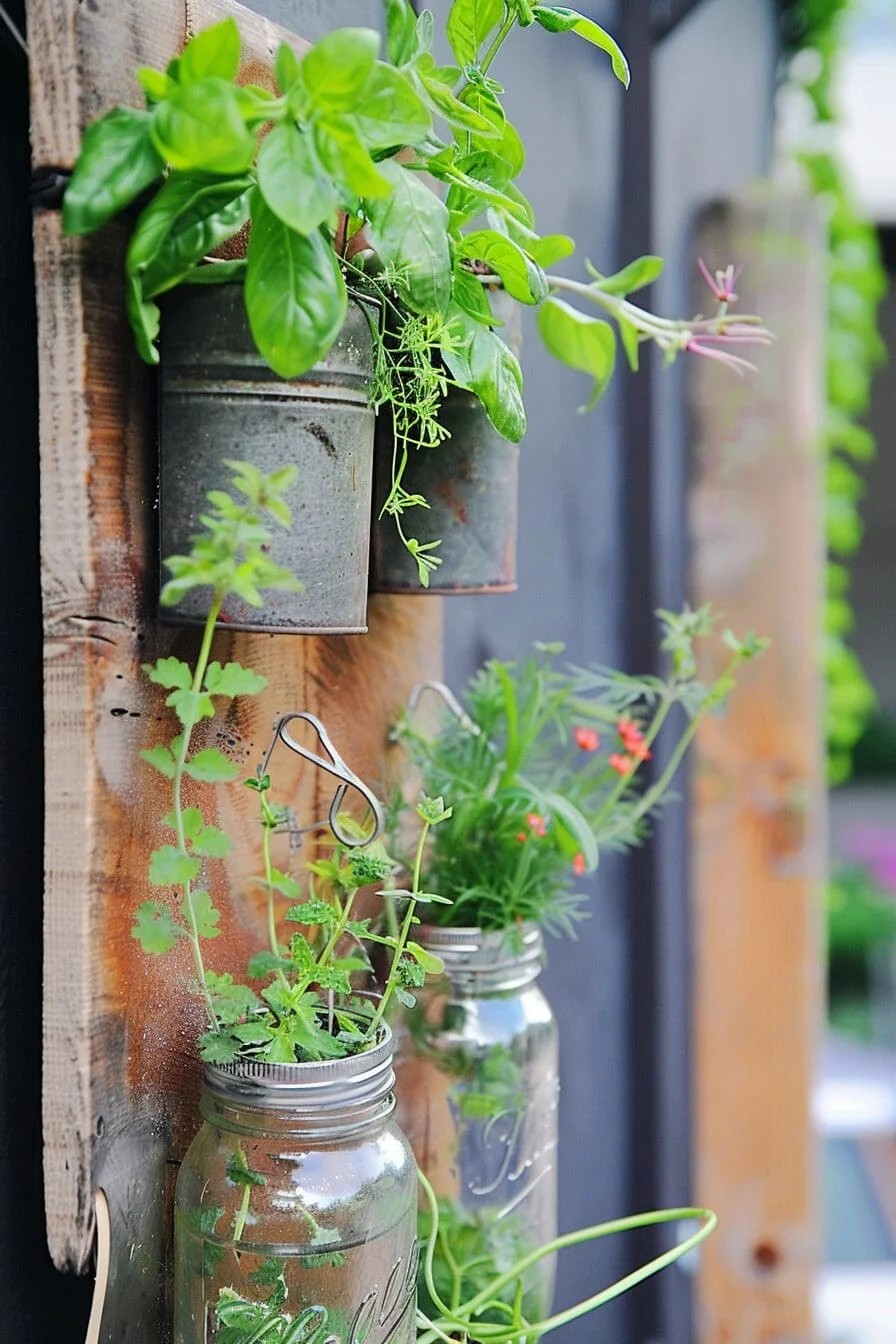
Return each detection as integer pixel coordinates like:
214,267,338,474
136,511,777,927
259,711,384,847
407,680,481,735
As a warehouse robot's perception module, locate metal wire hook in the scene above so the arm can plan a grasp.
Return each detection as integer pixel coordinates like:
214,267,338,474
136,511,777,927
0,3,27,57
407,680,481,735
258,712,384,847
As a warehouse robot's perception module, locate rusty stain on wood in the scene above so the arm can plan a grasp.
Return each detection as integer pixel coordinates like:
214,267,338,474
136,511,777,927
28,5,442,1330
689,193,827,1344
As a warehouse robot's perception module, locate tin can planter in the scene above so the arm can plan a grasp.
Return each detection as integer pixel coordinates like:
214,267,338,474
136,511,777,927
369,303,521,595
159,285,377,634
394,924,558,1319
173,1030,418,1344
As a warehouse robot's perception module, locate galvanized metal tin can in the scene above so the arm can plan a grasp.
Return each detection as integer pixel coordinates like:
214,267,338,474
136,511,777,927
394,923,558,1320
173,1029,418,1344
369,300,521,595
158,285,376,634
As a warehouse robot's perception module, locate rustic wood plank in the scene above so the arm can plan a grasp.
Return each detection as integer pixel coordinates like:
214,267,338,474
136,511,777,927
689,193,827,1344
27,0,310,170
28,5,442,1329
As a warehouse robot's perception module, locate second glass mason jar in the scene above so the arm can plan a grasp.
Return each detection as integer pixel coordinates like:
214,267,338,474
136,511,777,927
173,1028,418,1344
394,923,559,1319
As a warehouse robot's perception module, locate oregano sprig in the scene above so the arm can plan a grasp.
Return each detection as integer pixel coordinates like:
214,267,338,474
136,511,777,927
132,462,300,1025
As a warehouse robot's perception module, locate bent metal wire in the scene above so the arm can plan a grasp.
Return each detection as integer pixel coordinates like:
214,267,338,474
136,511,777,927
256,710,385,848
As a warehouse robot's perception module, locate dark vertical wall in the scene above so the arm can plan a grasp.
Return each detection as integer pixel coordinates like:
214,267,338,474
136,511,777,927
0,0,92,1336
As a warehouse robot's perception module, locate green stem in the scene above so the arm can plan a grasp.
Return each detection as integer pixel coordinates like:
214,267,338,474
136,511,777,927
420,1204,716,1343
545,273,769,345
232,1147,252,1243
261,805,279,958
318,885,361,970
369,819,432,1037
479,10,517,76
174,591,224,1028
454,8,518,103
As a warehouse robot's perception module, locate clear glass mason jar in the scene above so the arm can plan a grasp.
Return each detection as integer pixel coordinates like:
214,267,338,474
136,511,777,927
394,924,559,1319
173,1029,418,1344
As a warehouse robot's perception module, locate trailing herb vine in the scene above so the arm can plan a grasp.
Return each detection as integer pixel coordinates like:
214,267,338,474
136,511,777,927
780,0,886,781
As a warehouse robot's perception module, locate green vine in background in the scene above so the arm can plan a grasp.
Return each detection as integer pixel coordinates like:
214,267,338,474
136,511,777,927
780,0,886,783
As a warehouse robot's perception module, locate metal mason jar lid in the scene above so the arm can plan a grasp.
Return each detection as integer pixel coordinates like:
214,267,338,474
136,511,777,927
203,1023,395,1116
415,923,544,991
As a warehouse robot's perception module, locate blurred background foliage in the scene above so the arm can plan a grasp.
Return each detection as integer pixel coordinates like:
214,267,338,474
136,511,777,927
780,0,887,784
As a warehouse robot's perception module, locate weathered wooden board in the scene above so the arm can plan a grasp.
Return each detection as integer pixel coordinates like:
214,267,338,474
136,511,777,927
689,193,826,1344
28,2,442,1335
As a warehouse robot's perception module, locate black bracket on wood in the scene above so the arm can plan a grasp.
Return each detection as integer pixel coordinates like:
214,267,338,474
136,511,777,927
29,168,70,210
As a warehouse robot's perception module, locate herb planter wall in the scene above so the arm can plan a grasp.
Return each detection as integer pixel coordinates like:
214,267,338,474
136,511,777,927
174,1033,417,1344
370,302,522,595
394,924,558,1318
159,286,377,634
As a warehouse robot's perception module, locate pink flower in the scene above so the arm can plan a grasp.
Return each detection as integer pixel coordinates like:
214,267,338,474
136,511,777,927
697,257,743,304
526,811,548,838
573,725,600,752
572,852,588,876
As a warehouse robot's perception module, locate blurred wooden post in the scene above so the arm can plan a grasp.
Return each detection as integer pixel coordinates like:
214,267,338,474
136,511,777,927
27,1,440,1338
689,193,827,1344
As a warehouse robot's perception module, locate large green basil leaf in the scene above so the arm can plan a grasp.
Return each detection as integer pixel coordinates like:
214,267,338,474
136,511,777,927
128,175,252,298
460,86,525,171
527,233,575,266
532,8,630,86
275,40,302,96
352,65,431,150
178,18,241,83
459,229,548,304
301,27,379,108
588,254,663,296
415,65,499,137
451,265,494,324
257,123,337,235
445,153,530,229
364,159,451,315
245,193,347,378
443,306,526,441
446,0,504,65
151,77,256,173
492,208,575,266
535,297,616,410
313,116,391,199
62,107,163,236
385,0,419,64
125,269,161,365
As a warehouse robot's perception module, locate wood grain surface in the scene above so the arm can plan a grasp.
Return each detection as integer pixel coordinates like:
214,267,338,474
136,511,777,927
27,5,442,1333
689,193,826,1344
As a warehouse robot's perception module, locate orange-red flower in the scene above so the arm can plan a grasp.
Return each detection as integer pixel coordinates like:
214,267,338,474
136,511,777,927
573,725,600,752
609,752,633,776
525,811,548,837
617,717,652,763
572,852,588,876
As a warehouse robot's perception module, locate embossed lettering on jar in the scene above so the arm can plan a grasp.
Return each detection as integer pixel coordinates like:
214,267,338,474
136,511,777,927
173,1029,418,1344
394,924,558,1317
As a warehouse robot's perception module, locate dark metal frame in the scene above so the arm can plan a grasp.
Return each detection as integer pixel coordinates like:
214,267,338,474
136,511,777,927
618,0,711,1340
